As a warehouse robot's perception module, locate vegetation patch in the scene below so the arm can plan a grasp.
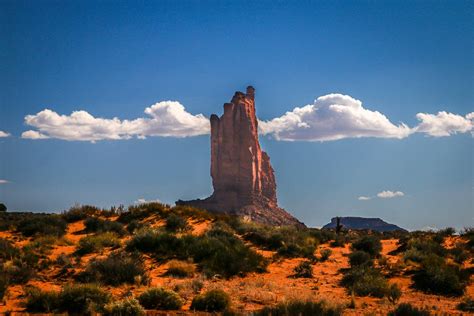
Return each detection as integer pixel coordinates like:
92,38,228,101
138,287,183,310
388,303,431,316
190,289,231,312
84,217,126,236
165,260,196,278
103,297,145,316
255,300,342,316
76,232,121,255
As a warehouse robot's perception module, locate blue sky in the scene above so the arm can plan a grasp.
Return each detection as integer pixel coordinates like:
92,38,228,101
0,0,472,230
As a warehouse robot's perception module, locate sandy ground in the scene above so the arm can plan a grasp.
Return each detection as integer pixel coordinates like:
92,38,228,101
0,219,472,315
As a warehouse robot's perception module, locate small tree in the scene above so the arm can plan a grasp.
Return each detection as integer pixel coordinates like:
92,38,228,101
0,203,6,212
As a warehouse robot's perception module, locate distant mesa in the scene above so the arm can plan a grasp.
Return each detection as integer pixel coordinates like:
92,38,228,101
177,86,304,227
323,217,407,232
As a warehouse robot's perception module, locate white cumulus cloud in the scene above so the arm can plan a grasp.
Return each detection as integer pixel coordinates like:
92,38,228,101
414,111,473,137
377,190,405,199
22,101,210,142
259,94,412,141
0,131,10,138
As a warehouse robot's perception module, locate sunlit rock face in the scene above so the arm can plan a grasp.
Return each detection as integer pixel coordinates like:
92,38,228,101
177,86,304,227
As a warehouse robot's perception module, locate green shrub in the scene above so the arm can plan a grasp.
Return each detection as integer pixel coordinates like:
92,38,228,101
388,303,430,316
0,238,19,260
255,300,342,316
126,229,193,259
84,217,126,236
103,297,145,316
59,284,110,314
351,236,381,258
165,260,196,278
118,202,167,224
165,213,189,232
292,260,313,278
387,283,402,304
17,214,67,237
25,287,60,313
138,287,183,310
62,205,100,222
412,255,467,296
341,266,388,298
404,238,446,262
319,249,332,262
191,226,267,277
457,297,474,312
26,284,110,314
76,232,120,255
191,289,230,312
3,260,35,284
78,253,148,286
0,272,8,300
349,250,373,267
127,220,145,234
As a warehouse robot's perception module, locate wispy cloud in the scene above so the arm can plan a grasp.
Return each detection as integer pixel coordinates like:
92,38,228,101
134,198,162,205
0,179,10,184
22,101,209,142
357,196,372,201
0,131,10,138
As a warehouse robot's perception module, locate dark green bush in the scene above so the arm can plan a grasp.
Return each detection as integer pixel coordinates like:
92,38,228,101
118,202,167,224
319,249,332,262
388,303,430,316
138,287,183,310
457,297,474,312
349,250,373,267
103,297,145,316
59,284,110,314
25,287,60,313
387,283,402,304
17,214,67,237
191,289,231,312
0,238,19,260
412,255,467,296
78,253,148,286
341,266,388,298
0,203,6,212
292,260,313,278
62,205,100,222
84,217,126,236
255,300,342,316
165,213,189,232
25,284,110,314
0,272,8,300
351,236,381,258
127,220,145,234
75,232,120,255
190,225,268,277
126,229,195,259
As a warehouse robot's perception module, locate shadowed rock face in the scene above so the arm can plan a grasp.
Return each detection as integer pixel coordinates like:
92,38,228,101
323,217,407,232
177,86,304,227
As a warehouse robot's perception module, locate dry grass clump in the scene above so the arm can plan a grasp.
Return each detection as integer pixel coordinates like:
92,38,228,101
165,260,196,278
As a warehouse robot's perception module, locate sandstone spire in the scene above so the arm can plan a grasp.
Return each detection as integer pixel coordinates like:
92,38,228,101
177,87,304,227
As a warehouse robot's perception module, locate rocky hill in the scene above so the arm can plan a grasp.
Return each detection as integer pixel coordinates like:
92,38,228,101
323,217,407,232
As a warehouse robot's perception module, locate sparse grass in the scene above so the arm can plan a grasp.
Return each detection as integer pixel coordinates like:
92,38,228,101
76,232,120,255
138,287,183,310
118,202,167,224
191,289,231,312
255,300,342,316
62,205,101,222
78,253,149,286
292,260,313,278
103,297,145,316
165,260,196,278
388,303,431,316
